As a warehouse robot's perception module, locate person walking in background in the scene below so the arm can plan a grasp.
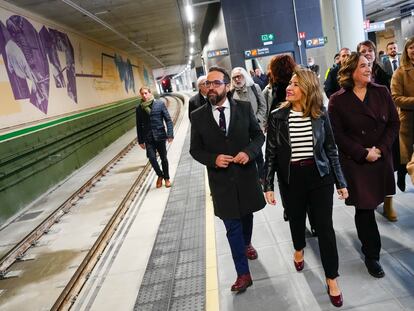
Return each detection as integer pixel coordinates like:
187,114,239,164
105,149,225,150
324,48,351,99
253,68,268,90
391,37,414,191
328,52,399,279
324,53,340,81
136,87,174,188
307,56,320,78
231,67,267,182
267,54,296,113
383,42,401,77
189,75,208,119
190,66,266,293
357,39,398,221
264,67,348,308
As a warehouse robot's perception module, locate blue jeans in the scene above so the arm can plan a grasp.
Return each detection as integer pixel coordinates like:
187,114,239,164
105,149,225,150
146,140,169,179
222,213,253,276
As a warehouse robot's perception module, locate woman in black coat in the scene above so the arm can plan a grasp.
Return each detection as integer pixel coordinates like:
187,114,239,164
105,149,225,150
264,68,348,308
328,52,399,279
357,40,400,222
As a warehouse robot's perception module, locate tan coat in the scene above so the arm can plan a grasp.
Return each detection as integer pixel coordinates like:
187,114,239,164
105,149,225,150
391,64,414,164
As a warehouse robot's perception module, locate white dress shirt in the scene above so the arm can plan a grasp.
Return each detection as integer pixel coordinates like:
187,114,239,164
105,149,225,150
211,98,231,134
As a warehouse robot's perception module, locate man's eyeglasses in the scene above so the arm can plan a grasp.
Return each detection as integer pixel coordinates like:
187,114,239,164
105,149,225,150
232,74,243,81
202,80,227,88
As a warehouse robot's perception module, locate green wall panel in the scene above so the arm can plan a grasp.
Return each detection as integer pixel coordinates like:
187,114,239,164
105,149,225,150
0,98,138,225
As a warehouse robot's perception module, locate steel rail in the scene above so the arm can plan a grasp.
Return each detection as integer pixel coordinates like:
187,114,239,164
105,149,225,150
0,139,136,276
51,96,182,310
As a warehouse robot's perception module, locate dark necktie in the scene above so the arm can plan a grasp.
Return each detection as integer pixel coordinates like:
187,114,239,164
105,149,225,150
217,106,226,134
392,59,397,71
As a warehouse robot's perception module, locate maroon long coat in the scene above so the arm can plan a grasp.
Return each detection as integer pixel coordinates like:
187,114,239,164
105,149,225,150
328,83,399,209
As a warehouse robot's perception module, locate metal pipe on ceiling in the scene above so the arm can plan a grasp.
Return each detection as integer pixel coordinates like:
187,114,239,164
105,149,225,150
61,0,165,68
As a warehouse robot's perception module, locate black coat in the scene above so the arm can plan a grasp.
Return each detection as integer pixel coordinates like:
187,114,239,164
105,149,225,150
324,65,340,99
136,99,173,144
190,97,266,219
189,92,207,120
264,106,347,192
328,83,399,209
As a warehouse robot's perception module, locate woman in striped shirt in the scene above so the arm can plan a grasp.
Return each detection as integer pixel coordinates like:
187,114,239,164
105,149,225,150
264,67,348,308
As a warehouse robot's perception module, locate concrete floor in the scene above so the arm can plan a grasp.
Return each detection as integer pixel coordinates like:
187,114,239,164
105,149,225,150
215,177,414,310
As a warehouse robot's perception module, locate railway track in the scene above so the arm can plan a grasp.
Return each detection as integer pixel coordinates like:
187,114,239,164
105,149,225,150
0,95,183,310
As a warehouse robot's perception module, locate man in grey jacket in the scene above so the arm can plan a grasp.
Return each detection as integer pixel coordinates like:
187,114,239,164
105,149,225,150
231,67,267,182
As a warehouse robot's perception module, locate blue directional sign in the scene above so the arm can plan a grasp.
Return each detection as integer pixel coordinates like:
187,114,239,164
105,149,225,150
207,48,229,58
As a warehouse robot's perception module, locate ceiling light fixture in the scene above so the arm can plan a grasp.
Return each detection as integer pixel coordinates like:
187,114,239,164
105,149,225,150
190,47,194,54
185,5,194,23
190,34,195,43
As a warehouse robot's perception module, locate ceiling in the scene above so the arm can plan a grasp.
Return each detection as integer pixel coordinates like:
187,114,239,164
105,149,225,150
3,0,413,74
365,0,414,21
4,0,210,71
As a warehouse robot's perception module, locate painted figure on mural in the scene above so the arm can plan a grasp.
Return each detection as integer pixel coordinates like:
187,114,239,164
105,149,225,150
0,15,78,113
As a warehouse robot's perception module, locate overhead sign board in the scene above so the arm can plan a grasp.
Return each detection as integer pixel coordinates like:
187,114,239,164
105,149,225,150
244,47,271,58
261,33,274,42
305,37,325,49
365,21,385,32
207,48,229,58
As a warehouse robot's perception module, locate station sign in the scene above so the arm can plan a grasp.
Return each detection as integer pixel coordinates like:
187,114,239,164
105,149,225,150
244,47,271,58
299,32,306,39
365,21,385,32
261,33,274,42
207,48,229,58
305,37,325,49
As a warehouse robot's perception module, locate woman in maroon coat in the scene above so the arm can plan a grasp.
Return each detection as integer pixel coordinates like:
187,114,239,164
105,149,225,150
328,52,399,279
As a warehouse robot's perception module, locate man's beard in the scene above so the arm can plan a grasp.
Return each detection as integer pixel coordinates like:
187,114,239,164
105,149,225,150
208,90,226,106
390,51,397,57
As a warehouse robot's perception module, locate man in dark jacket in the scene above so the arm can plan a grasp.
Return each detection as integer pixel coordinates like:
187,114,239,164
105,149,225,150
136,87,174,188
324,48,351,98
188,75,208,119
190,66,266,293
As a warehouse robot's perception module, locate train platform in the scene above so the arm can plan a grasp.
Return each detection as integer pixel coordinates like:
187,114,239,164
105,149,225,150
1,94,414,311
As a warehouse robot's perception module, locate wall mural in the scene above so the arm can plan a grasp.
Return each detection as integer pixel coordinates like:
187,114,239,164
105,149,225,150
0,14,142,118
0,15,77,114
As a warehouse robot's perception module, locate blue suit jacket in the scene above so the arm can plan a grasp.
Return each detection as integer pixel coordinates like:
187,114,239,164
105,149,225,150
136,99,173,144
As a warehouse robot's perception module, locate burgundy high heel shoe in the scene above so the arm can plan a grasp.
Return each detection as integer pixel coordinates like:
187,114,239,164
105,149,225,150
293,250,304,271
327,283,343,307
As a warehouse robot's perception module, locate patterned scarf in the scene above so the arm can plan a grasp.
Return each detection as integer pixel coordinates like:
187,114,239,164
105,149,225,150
140,95,154,114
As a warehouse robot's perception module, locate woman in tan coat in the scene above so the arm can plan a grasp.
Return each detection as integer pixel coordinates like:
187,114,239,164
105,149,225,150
391,37,414,189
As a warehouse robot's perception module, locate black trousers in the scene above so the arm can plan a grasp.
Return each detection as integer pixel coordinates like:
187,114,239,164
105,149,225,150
354,208,381,260
146,139,169,179
256,149,265,180
279,163,339,279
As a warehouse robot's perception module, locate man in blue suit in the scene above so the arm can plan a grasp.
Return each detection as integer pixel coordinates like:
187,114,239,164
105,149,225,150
136,87,174,188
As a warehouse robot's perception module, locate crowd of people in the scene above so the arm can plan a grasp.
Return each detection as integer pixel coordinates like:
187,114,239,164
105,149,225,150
136,36,414,308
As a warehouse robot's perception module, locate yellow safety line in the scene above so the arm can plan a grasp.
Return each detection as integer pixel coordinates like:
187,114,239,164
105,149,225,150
205,168,219,311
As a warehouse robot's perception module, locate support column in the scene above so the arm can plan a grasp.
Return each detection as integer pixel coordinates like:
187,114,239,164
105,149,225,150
335,0,366,50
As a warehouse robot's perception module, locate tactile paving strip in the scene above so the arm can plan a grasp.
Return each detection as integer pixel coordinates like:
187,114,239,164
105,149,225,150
134,132,206,311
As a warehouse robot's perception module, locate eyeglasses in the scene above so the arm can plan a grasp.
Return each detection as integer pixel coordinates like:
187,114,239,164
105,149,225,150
203,80,227,88
232,74,243,81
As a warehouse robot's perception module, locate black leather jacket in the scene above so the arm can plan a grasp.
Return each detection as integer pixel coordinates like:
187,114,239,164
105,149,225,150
264,106,347,191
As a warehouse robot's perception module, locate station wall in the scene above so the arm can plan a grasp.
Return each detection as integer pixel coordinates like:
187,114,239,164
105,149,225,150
0,5,155,131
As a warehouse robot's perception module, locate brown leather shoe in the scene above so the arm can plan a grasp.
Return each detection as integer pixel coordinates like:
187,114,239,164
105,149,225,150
230,273,252,293
156,177,163,188
245,244,258,260
164,179,171,188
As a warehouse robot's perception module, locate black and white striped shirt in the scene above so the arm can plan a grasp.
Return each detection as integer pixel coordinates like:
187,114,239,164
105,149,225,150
289,110,314,161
